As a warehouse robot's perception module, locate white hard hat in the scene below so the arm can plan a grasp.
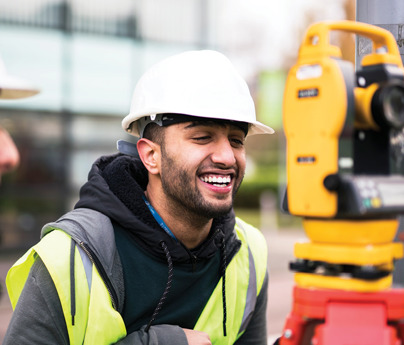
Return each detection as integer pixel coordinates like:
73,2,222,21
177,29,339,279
122,50,274,137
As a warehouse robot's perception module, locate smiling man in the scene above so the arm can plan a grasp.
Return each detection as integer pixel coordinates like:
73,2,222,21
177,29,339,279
5,50,274,345
138,117,249,249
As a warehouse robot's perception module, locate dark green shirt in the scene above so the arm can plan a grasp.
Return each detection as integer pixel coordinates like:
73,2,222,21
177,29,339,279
114,222,222,333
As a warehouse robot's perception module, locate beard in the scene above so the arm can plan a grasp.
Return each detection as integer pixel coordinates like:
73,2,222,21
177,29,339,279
160,146,243,219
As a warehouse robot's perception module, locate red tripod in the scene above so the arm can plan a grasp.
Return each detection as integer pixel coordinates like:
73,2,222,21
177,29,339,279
279,286,404,345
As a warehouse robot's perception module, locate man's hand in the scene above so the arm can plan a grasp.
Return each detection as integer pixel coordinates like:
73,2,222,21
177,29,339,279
183,329,212,345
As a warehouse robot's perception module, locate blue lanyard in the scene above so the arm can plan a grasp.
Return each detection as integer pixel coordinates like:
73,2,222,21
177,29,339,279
142,194,178,242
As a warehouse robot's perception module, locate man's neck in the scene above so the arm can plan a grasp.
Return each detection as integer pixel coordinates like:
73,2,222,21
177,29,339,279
144,188,213,249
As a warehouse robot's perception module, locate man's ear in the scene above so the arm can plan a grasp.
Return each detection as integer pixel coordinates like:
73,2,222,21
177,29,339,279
137,138,160,175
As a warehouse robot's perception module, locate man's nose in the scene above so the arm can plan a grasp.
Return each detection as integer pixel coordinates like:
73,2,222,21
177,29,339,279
0,128,20,180
210,138,236,167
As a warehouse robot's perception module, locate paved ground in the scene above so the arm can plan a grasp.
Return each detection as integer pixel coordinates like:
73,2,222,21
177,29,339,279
0,227,305,344
265,228,305,342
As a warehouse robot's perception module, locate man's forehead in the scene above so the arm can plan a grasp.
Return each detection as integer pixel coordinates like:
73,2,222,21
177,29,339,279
183,120,242,131
180,119,249,136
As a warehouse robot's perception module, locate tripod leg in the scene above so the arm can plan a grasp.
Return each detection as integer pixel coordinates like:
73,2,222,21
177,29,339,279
279,312,307,345
396,321,404,343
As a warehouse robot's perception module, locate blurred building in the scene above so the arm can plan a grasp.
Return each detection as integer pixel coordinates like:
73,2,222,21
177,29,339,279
0,0,218,250
0,0,353,250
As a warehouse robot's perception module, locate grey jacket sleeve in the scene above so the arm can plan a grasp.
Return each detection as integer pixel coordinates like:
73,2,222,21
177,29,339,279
3,257,69,344
234,272,268,345
3,257,188,345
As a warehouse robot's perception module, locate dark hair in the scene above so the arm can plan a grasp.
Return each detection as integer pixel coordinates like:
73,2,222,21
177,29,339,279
142,123,165,145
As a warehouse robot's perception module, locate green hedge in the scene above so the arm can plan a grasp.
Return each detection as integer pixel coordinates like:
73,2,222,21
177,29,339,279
234,164,280,208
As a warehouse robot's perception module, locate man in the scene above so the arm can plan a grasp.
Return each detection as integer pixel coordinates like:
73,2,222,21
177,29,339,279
0,57,39,300
4,50,274,345
0,126,19,297
0,55,39,182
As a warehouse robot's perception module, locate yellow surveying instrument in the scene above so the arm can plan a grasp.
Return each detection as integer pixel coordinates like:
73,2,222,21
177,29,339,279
279,21,404,344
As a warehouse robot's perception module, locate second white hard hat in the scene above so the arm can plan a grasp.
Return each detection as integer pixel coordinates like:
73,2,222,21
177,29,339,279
122,50,274,137
0,56,39,99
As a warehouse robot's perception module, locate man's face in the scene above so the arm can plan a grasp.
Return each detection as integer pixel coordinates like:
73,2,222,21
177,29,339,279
159,121,246,219
0,126,19,183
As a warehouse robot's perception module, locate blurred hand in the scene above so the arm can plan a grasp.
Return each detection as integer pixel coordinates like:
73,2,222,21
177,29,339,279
0,127,19,182
183,329,212,345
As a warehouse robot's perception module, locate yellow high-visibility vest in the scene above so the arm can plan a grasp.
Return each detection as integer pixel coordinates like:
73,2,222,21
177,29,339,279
6,217,267,345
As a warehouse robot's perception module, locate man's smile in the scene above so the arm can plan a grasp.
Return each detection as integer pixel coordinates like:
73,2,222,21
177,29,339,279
199,174,232,187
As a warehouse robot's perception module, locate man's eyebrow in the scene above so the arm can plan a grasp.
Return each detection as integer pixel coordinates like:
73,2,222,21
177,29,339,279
183,121,242,132
183,121,220,129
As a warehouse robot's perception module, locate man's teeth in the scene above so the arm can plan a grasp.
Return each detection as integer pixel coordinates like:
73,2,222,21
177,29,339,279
200,175,231,185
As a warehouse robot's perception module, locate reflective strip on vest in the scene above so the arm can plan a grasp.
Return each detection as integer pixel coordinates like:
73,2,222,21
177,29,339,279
239,235,257,334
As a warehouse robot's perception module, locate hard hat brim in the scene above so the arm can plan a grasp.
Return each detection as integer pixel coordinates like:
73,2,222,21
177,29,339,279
122,113,274,137
248,121,275,136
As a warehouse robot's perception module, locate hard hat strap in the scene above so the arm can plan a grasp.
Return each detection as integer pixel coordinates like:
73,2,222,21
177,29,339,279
137,113,249,138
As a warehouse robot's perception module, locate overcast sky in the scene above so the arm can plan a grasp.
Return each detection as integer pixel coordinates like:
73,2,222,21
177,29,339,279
218,0,347,79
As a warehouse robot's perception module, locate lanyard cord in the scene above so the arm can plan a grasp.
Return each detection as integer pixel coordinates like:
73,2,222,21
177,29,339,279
142,194,178,242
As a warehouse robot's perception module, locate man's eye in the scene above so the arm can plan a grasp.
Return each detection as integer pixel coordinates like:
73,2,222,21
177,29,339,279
193,136,211,141
231,138,244,147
